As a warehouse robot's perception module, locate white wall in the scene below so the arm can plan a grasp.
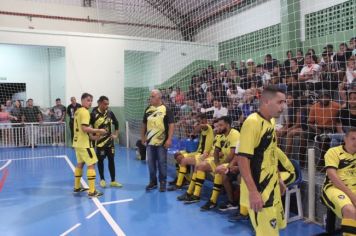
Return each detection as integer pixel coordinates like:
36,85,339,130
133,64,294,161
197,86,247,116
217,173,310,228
0,44,65,107
124,51,160,88
194,0,281,43
0,0,182,40
0,28,217,106
299,0,349,41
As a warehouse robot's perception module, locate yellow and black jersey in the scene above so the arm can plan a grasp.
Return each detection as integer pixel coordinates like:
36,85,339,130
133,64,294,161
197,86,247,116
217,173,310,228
90,107,119,148
143,104,174,146
238,112,279,208
73,107,93,148
215,128,240,162
210,134,223,155
323,145,356,191
276,147,296,186
196,124,214,154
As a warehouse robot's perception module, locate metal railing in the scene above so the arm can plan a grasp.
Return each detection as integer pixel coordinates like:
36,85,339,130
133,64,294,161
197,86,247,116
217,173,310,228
0,122,66,148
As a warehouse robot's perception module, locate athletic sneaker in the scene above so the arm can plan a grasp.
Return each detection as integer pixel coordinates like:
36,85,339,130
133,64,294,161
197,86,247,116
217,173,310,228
145,182,158,191
100,180,106,188
73,187,89,193
167,185,183,191
200,201,217,211
177,192,190,201
218,201,238,212
228,212,249,222
110,181,123,188
184,195,200,204
88,190,103,198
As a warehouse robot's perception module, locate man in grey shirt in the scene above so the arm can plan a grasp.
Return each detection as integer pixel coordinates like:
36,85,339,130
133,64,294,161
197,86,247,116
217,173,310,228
51,98,66,145
51,98,66,122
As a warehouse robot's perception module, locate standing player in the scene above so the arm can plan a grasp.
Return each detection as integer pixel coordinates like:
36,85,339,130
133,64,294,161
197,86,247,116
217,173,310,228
73,93,106,198
91,96,122,188
236,86,287,236
322,128,356,236
142,89,174,192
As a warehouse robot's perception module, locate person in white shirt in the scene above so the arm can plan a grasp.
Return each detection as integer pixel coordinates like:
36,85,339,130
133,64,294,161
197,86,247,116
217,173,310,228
299,53,321,94
212,99,228,119
201,99,228,119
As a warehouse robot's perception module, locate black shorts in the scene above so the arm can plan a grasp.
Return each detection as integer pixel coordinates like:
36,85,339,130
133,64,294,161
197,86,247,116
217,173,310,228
96,146,115,160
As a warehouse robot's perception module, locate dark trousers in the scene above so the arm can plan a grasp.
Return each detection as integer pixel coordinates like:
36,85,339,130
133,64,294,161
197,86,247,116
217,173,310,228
96,146,116,182
147,145,167,184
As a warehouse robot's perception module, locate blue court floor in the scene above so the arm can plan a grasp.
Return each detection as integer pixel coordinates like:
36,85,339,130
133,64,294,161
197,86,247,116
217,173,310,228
0,146,325,236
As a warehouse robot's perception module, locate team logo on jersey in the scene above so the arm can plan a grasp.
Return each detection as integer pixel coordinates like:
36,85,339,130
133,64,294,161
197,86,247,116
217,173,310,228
224,140,230,148
270,218,277,229
338,194,345,200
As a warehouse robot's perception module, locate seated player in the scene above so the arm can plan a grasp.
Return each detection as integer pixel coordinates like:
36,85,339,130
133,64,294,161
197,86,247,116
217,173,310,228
176,119,223,201
180,116,240,206
321,128,356,236
169,113,214,191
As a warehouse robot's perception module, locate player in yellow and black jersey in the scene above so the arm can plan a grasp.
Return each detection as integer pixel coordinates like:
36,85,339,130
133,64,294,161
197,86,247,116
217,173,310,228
142,89,174,192
181,116,240,209
176,119,224,201
90,96,122,189
73,93,107,198
321,128,356,236
236,86,288,236
168,113,214,191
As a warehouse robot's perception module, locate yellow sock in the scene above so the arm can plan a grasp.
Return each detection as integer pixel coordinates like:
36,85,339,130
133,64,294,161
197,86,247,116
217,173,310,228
87,169,96,193
176,166,187,187
210,174,222,203
341,218,356,236
74,167,82,189
187,172,196,195
240,205,249,216
193,170,206,197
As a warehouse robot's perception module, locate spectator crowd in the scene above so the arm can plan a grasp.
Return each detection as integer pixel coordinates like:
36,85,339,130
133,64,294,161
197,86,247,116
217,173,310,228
159,37,356,168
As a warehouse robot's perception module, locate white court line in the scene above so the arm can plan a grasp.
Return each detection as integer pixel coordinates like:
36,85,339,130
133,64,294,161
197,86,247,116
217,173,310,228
102,199,133,206
0,160,12,171
86,199,133,219
59,223,81,236
0,155,64,162
63,155,125,236
86,209,100,219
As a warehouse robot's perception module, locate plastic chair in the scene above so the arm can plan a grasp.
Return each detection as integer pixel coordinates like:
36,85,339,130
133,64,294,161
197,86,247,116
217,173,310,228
284,159,303,223
168,137,180,155
185,138,199,153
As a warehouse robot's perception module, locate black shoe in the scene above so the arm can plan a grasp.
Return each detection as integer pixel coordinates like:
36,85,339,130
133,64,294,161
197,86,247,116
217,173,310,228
228,212,249,222
168,178,177,186
159,183,166,192
88,190,103,198
184,195,200,204
177,192,190,201
167,185,183,191
218,201,238,212
73,187,89,193
200,201,217,211
145,182,158,191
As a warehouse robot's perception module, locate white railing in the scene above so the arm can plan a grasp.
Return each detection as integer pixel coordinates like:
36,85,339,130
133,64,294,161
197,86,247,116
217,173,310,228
0,122,66,148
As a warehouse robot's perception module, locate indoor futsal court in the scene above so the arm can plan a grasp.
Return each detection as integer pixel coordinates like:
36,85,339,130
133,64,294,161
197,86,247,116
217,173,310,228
0,0,356,235
0,147,324,235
